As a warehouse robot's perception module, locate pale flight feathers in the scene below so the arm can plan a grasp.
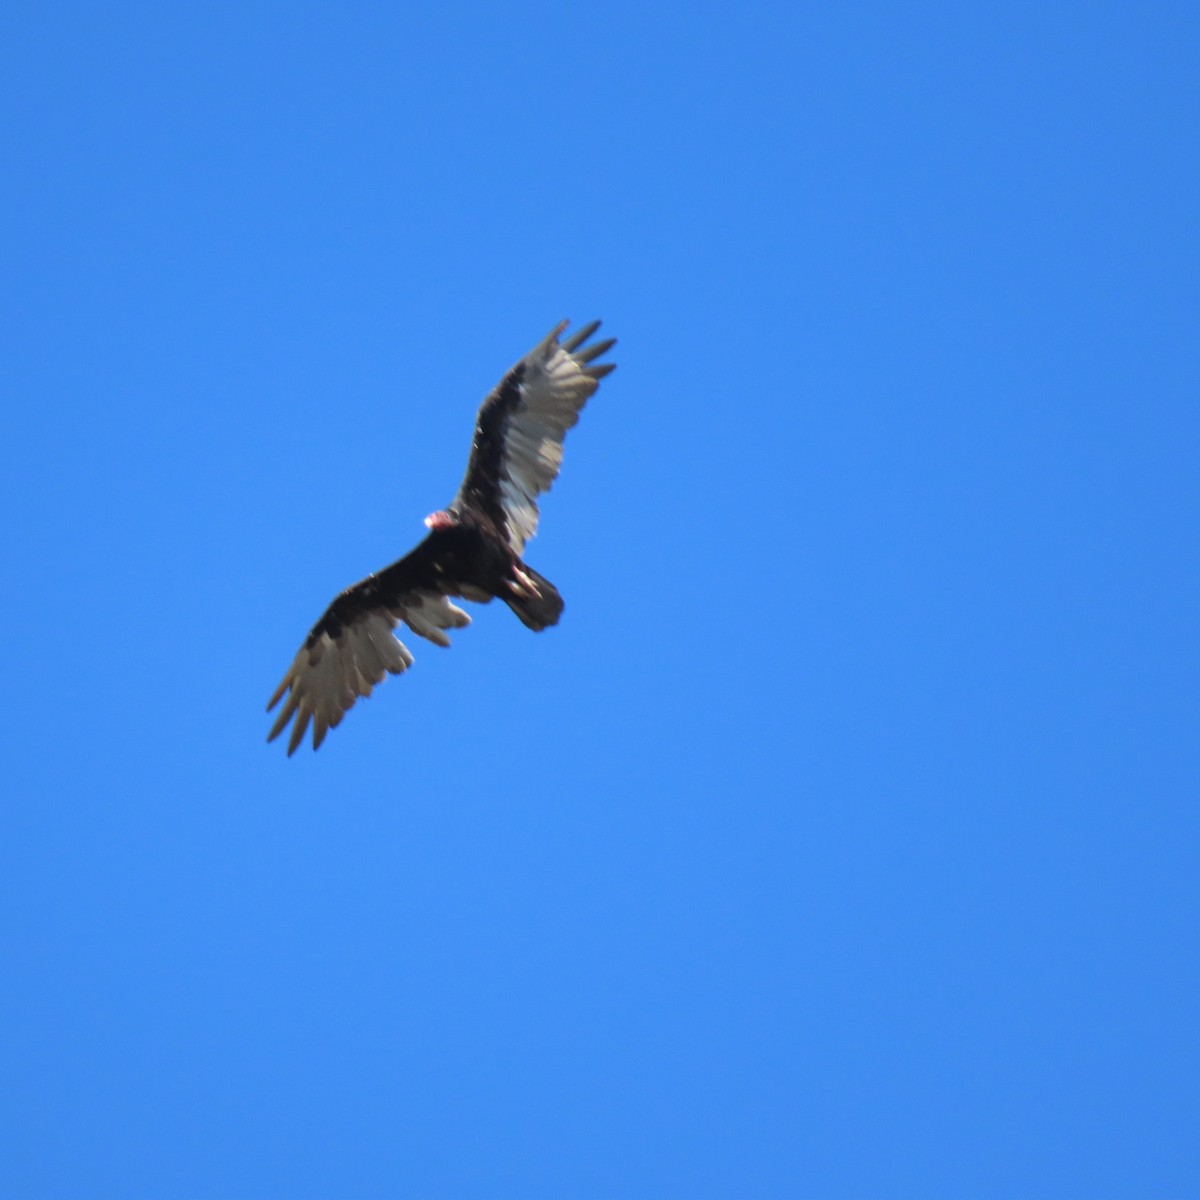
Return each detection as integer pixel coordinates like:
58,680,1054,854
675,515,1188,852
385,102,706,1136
267,592,470,755
454,319,615,554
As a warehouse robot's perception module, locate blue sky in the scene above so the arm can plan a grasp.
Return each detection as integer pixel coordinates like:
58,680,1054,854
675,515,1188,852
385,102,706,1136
2,3,1197,1197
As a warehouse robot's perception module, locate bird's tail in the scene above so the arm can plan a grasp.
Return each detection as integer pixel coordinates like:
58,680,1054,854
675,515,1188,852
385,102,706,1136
504,562,564,631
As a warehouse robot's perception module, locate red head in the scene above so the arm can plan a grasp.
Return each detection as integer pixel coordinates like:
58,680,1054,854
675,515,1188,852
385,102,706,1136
424,509,457,532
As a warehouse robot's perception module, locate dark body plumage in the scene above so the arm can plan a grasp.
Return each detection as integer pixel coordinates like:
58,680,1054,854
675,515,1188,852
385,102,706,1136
267,320,614,754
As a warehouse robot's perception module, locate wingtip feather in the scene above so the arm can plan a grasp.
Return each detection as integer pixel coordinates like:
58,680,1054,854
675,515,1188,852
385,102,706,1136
266,676,290,712
541,319,570,350
560,319,601,352
574,336,615,365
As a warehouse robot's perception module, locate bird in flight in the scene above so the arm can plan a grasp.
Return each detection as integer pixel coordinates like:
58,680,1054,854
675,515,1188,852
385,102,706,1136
267,319,616,754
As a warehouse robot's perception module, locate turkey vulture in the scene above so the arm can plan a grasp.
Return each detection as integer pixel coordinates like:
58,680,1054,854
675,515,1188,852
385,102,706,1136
267,319,616,754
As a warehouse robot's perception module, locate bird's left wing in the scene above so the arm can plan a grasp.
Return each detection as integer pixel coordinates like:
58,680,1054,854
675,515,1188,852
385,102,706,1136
266,537,471,755
451,319,615,553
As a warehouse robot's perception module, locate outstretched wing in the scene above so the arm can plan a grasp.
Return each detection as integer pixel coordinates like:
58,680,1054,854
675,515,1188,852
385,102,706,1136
451,319,615,553
266,536,472,755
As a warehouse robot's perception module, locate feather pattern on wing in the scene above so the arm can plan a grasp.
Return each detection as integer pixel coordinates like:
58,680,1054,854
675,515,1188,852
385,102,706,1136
451,320,615,553
266,537,470,755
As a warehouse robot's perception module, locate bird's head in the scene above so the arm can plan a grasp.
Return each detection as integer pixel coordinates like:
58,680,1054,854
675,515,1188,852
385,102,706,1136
424,509,456,532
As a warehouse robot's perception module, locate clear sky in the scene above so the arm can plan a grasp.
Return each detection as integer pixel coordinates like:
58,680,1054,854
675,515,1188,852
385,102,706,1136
2,3,1197,1197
